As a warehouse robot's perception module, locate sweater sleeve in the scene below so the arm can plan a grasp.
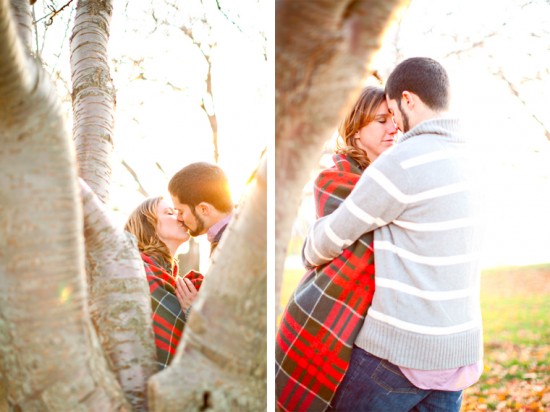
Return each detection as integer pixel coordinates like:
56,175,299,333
303,156,408,267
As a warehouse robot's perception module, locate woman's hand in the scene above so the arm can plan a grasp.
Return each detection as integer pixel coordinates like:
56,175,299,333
175,277,198,311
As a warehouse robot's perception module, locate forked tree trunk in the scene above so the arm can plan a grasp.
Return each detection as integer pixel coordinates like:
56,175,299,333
0,0,129,409
275,0,410,314
71,0,116,204
148,155,267,411
80,179,157,411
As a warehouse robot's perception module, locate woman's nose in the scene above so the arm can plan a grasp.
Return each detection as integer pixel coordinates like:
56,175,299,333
388,119,398,134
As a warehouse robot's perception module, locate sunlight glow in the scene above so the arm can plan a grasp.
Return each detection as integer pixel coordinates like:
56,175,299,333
58,285,73,305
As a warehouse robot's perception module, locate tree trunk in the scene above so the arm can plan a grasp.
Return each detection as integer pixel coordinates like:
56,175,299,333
148,155,267,411
180,23,219,164
177,237,201,274
80,179,158,411
9,0,31,50
275,0,409,314
71,0,116,204
0,0,129,409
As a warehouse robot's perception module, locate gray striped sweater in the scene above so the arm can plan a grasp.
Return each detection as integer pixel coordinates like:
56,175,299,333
303,117,483,370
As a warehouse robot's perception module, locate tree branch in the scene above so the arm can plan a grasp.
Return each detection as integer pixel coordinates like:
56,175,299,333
34,0,74,26
496,68,550,141
80,178,157,411
121,160,149,198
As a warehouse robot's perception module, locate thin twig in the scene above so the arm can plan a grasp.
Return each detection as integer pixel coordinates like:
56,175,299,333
213,0,244,34
34,0,74,26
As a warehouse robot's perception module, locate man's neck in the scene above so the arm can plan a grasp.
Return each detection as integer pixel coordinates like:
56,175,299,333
410,108,447,130
206,212,233,243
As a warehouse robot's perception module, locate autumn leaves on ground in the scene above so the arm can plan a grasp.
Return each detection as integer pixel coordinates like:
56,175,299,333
460,265,549,412
279,264,550,411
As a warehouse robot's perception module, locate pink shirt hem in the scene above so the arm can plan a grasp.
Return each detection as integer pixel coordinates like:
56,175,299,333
399,360,483,391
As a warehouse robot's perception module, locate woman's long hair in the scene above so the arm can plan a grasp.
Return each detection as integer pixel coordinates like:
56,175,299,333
124,196,173,267
336,86,386,169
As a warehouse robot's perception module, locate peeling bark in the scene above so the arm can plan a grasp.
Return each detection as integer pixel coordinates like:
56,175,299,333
71,0,116,204
80,179,157,411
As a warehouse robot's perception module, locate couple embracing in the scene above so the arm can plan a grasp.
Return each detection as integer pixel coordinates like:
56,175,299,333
276,57,483,412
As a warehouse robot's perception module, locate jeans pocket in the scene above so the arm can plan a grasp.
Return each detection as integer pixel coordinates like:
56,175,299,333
371,359,422,394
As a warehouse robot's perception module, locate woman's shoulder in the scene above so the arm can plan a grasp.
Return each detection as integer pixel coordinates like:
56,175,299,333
141,252,177,289
141,252,171,274
317,154,358,176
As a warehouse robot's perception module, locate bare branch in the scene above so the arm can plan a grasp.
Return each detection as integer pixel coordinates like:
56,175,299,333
496,68,550,141
121,160,149,198
444,31,499,59
213,0,244,34
155,162,167,179
34,0,74,26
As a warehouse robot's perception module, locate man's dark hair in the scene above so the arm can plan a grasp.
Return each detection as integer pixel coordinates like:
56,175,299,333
385,57,450,111
168,162,233,212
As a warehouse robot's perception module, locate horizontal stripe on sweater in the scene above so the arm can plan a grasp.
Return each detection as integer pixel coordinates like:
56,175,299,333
393,217,477,231
368,309,481,335
375,277,476,300
375,241,479,266
400,149,459,169
367,167,472,204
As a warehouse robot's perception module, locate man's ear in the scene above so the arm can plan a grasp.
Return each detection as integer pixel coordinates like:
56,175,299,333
401,91,415,110
196,202,212,216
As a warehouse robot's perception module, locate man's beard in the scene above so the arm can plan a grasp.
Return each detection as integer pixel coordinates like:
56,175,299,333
397,99,410,133
188,207,206,237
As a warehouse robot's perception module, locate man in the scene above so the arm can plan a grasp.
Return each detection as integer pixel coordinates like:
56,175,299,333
169,162,234,306
303,57,483,411
168,161,234,255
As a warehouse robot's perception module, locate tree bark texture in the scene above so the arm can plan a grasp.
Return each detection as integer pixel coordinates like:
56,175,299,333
0,1,129,409
148,155,267,412
80,179,158,411
275,0,410,314
71,0,116,204
9,0,31,50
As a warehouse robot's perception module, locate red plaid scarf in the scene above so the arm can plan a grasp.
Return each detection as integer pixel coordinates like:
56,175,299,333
275,154,376,411
141,253,186,370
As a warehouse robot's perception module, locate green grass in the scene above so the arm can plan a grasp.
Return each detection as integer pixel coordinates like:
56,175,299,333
481,295,549,345
479,264,550,345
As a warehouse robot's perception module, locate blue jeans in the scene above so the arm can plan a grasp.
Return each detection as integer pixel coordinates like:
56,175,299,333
328,346,463,412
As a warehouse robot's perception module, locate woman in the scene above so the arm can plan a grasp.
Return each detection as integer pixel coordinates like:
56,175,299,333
125,196,202,369
275,86,398,412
